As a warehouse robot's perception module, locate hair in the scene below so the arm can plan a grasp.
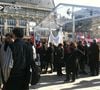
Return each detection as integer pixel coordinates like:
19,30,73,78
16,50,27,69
5,33,12,38
12,27,24,38
58,43,63,47
49,42,53,46
93,39,96,43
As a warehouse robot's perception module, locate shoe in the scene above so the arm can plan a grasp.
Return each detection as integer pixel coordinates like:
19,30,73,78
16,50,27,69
49,71,53,73
57,73,64,76
83,71,88,75
71,80,75,82
64,79,70,83
79,71,88,75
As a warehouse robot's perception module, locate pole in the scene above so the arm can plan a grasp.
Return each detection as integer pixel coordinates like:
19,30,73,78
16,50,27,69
0,18,3,42
72,6,75,41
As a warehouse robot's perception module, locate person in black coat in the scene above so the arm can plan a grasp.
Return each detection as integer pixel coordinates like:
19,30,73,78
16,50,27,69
2,27,34,90
53,45,58,71
88,40,99,76
77,41,87,74
64,42,78,82
56,43,64,76
45,42,54,73
39,42,48,73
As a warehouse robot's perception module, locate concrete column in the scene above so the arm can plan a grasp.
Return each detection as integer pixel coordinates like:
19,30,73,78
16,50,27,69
26,20,29,36
4,18,7,34
16,19,19,27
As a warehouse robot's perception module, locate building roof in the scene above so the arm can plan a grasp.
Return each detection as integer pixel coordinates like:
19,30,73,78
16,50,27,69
0,0,55,10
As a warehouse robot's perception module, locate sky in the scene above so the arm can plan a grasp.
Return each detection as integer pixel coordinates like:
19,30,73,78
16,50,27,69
54,0,100,7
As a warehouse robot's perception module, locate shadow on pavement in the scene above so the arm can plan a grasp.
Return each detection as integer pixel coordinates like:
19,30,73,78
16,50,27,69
61,78,100,90
30,65,100,90
30,73,92,89
30,74,65,89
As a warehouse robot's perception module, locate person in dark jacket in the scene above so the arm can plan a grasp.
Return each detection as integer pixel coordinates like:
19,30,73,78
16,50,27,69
77,41,87,74
2,27,33,90
45,42,54,73
56,43,64,76
39,42,48,73
64,42,78,82
88,39,99,76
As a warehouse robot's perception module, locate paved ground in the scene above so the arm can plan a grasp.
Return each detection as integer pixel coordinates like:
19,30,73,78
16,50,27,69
30,70,100,90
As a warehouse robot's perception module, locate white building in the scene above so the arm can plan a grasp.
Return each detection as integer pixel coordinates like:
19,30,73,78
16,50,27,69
0,0,55,35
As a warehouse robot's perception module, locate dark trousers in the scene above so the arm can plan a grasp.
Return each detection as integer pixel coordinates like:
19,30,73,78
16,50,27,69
89,61,99,76
79,58,85,72
56,62,62,75
2,75,30,90
45,62,53,72
65,64,76,81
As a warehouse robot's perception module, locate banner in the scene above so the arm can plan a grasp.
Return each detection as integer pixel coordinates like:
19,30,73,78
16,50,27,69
48,30,63,46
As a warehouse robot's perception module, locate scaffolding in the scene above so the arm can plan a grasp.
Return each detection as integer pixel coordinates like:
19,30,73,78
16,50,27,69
33,3,100,40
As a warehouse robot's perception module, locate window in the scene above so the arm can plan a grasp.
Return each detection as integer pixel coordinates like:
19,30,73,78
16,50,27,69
0,17,4,25
0,26,4,35
8,27,14,33
19,19,26,26
7,18,16,26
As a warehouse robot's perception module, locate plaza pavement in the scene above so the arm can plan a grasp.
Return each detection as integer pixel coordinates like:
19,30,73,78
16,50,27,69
30,71,100,90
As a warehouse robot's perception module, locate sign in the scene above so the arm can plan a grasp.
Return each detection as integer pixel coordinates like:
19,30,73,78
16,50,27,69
0,6,3,10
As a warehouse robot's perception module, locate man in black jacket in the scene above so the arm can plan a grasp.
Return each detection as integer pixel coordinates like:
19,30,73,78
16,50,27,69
45,42,54,73
56,43,64,76
2,27,33,90
89,40,99,76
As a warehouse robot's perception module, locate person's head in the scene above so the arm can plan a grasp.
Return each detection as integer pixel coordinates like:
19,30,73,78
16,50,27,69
84,40,87,45
78,41,82,45
12,27,24,40
58,43,63,47
49,42,53,47
93,39,96,44
70,42,76,49
5,33,12,43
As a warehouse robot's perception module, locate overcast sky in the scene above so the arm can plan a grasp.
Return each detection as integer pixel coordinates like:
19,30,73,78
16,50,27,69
54,0,100,7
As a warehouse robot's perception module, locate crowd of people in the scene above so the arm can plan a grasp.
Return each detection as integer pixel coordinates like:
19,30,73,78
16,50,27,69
36,37,100,82
0,27,99,90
